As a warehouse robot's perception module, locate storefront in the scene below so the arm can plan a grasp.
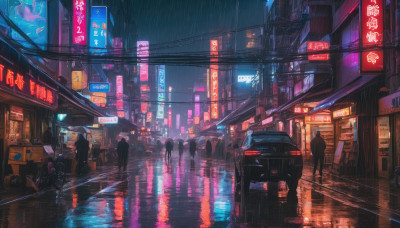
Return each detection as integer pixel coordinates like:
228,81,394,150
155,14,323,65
377,91,400,178
0,49,59,181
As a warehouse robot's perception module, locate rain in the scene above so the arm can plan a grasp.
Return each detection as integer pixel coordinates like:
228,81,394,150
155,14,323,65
0,0,399,227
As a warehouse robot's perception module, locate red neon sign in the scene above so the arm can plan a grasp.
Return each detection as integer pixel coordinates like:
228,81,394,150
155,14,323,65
73,0,87,45
116,75,123,110
361,0,384,72
294,106,310,114
307,42,329,61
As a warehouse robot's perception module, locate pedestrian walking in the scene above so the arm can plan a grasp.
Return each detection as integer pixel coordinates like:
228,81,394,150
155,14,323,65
311,131,326,176
166,140,173,160
117,138,129,171
206,139,212,157
75,134,89,175
178,140,184,157
189,140,197,160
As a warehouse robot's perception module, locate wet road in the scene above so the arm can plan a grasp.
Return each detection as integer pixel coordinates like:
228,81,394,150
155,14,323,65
0,151,400,227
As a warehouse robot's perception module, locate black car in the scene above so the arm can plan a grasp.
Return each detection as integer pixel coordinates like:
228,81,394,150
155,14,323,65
234,131,303,194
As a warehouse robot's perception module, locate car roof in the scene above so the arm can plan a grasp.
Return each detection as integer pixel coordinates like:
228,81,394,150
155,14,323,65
251,131,289,136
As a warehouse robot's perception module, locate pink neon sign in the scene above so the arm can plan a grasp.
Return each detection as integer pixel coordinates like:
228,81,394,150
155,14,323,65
73,0,87,45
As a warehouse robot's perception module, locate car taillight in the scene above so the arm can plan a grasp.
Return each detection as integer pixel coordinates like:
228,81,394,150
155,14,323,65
245,150,261,156
289,150,301,156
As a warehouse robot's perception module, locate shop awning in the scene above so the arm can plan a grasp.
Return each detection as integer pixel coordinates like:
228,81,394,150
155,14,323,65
311,76,377,114
267,82,332,116
217,97,256,126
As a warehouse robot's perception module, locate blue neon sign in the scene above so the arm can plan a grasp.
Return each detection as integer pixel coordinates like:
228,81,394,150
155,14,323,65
90,6,107,52
89,83,110,92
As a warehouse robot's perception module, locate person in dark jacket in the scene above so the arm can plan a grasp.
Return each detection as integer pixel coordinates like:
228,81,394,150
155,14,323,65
117,138,129,171
189,140,197,160
206,139,212,157
165,140,173,160
75,134,89,175
311,131,326,176
178,140,184,157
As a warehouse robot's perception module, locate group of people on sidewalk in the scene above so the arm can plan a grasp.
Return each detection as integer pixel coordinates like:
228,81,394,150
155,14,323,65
165,139,197,160
74,134,130,174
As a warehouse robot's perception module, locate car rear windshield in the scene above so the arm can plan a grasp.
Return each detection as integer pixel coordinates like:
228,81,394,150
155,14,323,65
251,134,294,144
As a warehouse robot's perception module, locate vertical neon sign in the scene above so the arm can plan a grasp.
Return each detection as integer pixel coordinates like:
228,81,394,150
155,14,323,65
194,94,200,117
116,75,123,110
73,0,87,45
361,0,384,72
157,65,166,119
168,109,172,128
210,40,218,119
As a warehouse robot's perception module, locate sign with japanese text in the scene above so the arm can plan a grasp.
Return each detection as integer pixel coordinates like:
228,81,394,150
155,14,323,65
210,40,219,119
307,42,329,61
89,82,110,93
157,65,166,119
333,107,351,118
0,61,57,109
361,0,384,72
90,6,107,51
98,116,118,124
73,0,87,45
305,115,332,124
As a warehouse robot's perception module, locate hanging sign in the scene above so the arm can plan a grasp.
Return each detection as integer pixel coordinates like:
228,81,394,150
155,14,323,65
294,106,310,114
307,41,329,61
89,82,110,92
98,116,118,124
73,0,87,45
305,115,332,124
361,0,384,72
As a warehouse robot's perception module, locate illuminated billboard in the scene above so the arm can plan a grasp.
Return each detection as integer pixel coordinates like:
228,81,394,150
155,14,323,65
9,0,47,49
168,109,172,128
90,6,107,51
72,0,87,45
157,65,166,119
361,0,384,72
71,71,87,90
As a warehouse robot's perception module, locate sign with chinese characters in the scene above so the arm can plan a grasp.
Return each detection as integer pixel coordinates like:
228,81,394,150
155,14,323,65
73,0,87,45
294,106,310,114
305,115,332,124
210,40,219,119
157,65,166,119
116,75,123,110
71,71,87,90
89,82,110,92
90,6,107,51
98,116,118,124
361,0,384,72
194,94,200,117
262,116,273,125
0,62,57,109
307,41,329,61
333,107,351,118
